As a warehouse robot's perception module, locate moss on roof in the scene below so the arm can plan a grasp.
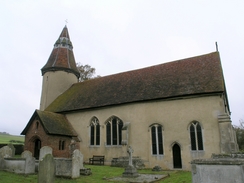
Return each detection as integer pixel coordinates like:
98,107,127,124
21,110,77,136
46,52,225,113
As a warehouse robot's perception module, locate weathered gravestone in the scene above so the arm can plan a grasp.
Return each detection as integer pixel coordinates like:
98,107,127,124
39,146,52,160
191,154,244,183
122,146,139,178
8,144,15,157
21,150,35,174
72,149,83,178
0,145,12,158
38,154,55,183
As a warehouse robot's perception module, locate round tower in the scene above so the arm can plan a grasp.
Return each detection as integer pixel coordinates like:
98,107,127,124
40,26,80,110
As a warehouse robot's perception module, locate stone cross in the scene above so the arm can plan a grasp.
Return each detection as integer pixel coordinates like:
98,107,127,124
127,146,133,166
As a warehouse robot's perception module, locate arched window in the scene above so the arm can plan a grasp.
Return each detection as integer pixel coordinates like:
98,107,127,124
90,117,100,146
106,116,123,146
151,124,164,155
190,121,203,151
36,121,39,130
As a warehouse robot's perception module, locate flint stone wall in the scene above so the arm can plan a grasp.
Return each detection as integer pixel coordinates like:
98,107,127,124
191,158,244,183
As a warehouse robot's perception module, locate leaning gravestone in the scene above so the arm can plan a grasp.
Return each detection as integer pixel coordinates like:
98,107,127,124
21,150,35,174
8,144,15,157
39,146,52,160
0,145,12,158
38,154,55,183
72,149,83,178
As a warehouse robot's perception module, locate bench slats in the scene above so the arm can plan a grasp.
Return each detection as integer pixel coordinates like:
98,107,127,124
89,155,105,165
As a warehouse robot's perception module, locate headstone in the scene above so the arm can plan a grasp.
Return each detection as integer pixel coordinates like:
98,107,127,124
21,150,35,174
55,158,72,177
71,149,83,178
39,146,52,160
122,146,139,178
38,154,55,183
0,146,12,158
8,144,15,157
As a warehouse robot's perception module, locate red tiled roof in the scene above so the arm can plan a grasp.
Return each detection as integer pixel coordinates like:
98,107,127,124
21,110,77,137
46,52,225,113
41,26,80,78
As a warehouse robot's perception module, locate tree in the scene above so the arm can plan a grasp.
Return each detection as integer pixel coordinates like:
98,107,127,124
234,119,244,151
76,63,100,82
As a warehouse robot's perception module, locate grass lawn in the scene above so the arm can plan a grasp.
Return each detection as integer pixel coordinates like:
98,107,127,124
0,165,191,183
0,134,24,144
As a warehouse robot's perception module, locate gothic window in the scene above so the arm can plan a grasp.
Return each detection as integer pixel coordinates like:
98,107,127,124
190,121,203,151
90,117,100,146
151,124,164,155
106,116,123,146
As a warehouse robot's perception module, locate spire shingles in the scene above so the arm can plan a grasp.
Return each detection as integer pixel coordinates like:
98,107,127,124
41,26,79,78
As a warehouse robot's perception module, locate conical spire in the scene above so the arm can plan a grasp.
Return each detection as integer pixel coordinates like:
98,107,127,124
41,26,80,78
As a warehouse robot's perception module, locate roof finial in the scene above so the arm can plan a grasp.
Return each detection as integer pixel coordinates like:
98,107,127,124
215,42,218,52
65,19,68,26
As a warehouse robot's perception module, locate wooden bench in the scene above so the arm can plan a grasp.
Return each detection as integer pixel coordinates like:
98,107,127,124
89,155,105,165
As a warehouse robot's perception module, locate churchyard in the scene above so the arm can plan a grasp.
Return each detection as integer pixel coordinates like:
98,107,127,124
0,145,191,182
0,166,191,183
2,144,244,182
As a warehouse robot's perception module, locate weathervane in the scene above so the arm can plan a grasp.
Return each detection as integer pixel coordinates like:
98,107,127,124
65,19,68,25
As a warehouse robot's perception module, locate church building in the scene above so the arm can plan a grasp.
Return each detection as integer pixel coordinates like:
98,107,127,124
21,26,238,170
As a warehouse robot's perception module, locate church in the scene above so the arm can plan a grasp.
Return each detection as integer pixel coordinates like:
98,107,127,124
21,26,238,170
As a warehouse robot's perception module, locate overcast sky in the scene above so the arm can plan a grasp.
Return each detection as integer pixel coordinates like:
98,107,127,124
1,1,243,135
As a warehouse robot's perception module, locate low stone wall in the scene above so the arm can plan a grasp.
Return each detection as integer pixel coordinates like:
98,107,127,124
1,157,35,174
191,157,244,183
0,148,35,174
0,146,88,179
3,158,26,174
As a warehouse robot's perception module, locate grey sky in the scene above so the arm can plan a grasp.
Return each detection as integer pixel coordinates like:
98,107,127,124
1,1,243,135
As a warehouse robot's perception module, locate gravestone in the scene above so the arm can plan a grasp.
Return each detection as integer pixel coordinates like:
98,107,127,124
39,146,52,160
21,150,35,174
38,154,55,183
122,146,139,178
72,149,83,178
8,144,15,157
0,145,12,158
